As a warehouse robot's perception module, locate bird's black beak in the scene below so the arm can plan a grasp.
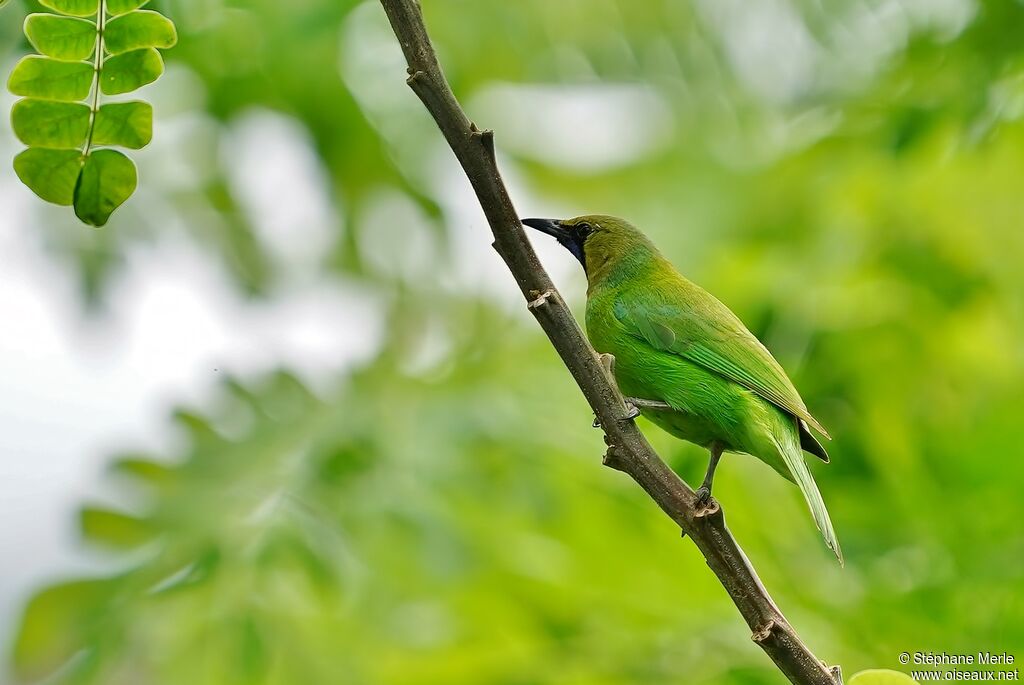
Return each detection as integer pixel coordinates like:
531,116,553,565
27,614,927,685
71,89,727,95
522,217,587,269
521,217,565,239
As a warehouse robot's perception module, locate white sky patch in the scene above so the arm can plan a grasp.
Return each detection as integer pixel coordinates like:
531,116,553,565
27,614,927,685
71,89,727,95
223,109,340,277
108,241,384,393
358,189,439,282
695,0,818,105
829,0,976,85
468,83,675,172
697,0,976,103
338,1,413,115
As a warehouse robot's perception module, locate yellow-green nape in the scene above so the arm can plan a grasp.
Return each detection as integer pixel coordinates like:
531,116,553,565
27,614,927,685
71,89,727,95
563,214,640,232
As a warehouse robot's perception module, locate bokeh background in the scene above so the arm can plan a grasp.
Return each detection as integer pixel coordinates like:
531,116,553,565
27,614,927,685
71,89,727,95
2,0,1023,683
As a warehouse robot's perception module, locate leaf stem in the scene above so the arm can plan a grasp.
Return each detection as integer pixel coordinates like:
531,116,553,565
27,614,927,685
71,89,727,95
83,0,107,157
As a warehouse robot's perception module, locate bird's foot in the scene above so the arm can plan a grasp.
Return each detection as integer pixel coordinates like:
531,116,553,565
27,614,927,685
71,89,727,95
595,354,663,424
623,401,641,420
593,401,640,429
599,353,617,377
693,487,719,518
623,397,673,412
694,442,724,511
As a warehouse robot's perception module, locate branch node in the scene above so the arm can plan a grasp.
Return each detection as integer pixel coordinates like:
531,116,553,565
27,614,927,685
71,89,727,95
471,127,496,161
693,498,721,520
527,289,555,310
602,445,628,472
829,665,844,685
406,69,427,86
752,619,776,643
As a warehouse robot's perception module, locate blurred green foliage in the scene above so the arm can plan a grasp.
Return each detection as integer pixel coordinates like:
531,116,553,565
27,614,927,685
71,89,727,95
2,0,1023,683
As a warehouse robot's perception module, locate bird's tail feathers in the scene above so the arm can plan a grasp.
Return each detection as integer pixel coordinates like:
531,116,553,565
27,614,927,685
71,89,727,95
771,430,843,565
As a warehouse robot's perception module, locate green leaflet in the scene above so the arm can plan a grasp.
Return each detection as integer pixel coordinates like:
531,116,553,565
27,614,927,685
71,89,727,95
100,47,163,95
7,0,176,226
80,506,156,550
24,14,97,61
11,99,91,148
38,0,100,17
93,101,153,149
104,10,177,54
74,149,138,226
106,0,149,15
39,0,100,18
7,56,93,100
109,455,174,487
13,148,84,205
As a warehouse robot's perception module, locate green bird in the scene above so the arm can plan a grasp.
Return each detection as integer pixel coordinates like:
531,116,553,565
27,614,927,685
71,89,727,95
523,215,841,562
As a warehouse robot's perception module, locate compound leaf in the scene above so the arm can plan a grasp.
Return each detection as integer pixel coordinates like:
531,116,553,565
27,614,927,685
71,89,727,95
38,0,99,18
7,55,93,101
13,148,84,205
8,1,176,226
92,100,153,149
73,149,138,226
99,47,163,95
11,98,91,148
24,14,97,61
103,10,177,55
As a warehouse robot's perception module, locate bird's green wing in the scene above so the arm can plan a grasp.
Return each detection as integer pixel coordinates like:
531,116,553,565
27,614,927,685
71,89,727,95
614,287,831,439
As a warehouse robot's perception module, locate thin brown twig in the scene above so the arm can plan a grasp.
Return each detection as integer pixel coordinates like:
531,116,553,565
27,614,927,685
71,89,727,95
377,2,843,683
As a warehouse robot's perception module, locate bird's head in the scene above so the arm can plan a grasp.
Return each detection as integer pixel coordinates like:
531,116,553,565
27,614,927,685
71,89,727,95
522,214,654,280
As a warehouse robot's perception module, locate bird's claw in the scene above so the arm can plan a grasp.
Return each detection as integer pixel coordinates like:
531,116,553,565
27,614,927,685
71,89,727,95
695,485,712,505
623,397,673,412
599,353,617,376
593,401,639,429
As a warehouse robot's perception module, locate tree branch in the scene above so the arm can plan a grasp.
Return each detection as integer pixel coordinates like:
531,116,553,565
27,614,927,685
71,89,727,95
377,2,842,683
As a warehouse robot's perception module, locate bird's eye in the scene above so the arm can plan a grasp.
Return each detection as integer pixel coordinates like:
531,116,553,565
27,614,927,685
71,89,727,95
576,222,592,234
